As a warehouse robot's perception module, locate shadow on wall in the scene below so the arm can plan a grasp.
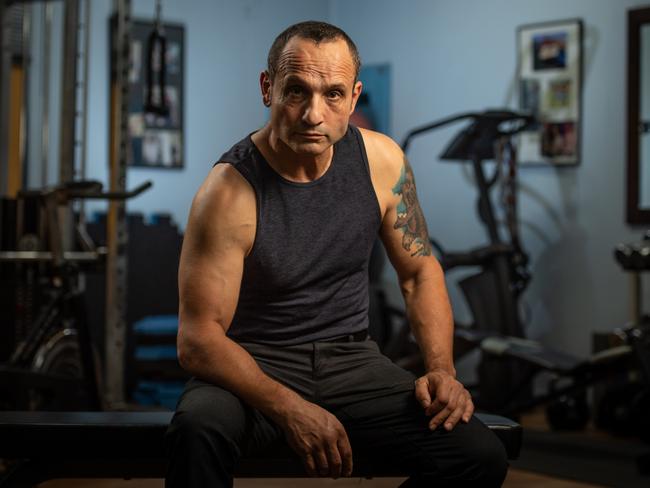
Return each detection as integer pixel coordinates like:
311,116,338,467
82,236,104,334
524,167,597,350
511,22,599,351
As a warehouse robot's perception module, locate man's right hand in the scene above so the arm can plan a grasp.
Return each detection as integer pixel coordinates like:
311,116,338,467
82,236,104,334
278,398,353,478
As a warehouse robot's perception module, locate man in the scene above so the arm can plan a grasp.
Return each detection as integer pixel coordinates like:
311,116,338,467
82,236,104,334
165,20,508,487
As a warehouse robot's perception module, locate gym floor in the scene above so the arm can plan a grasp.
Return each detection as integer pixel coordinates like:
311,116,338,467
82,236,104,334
36,470,602,488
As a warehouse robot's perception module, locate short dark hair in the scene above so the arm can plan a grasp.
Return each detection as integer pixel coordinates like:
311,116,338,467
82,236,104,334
267,21,361,82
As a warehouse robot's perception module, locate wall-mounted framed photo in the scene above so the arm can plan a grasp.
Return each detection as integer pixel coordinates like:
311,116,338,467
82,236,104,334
110,17,185,169
517,19,582,166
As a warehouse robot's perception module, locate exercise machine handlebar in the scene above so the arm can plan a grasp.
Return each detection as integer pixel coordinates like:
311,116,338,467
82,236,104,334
401,112,476,153
2,181,153,265
401,109,535,155
18,180,153,202
84,180,153,200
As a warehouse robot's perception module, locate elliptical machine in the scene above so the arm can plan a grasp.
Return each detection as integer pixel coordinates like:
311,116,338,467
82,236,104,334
377,110,649,435
395,109,535,411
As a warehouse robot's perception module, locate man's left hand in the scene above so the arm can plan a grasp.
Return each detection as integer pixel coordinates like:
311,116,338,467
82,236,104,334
414,369,474,431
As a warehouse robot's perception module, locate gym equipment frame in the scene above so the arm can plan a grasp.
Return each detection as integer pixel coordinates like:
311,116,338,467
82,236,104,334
0,179,151,411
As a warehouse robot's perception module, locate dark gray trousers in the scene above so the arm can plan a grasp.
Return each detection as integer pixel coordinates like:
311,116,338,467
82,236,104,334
165,339,508,487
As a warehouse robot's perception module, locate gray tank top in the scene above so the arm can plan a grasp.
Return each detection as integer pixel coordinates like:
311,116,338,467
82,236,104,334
217,125,381,345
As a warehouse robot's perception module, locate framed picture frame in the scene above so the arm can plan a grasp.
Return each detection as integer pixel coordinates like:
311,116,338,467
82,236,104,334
517,19,582,166
110,17,185,169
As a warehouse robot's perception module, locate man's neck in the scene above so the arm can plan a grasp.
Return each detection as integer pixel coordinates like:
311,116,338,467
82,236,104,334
252,125,333,183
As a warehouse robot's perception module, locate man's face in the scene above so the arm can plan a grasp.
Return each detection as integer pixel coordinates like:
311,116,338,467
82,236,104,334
261,37,362,157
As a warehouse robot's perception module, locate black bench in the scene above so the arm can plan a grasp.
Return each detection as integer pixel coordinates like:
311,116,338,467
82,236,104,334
0,411,521,487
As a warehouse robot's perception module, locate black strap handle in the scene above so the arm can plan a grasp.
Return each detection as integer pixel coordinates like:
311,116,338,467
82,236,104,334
144,26,169,116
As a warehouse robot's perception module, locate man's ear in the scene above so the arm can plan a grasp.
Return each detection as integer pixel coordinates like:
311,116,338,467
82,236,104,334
349,80,363,115
260,71,272,107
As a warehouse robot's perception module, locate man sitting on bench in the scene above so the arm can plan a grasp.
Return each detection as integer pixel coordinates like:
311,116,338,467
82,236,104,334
165,20,508,488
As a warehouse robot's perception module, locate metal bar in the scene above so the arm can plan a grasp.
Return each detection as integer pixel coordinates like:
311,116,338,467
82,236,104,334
58,0,79,184
0,250,104,262
41,2,52,186
8,54,25,197
0,3,11,197
44,195,63,267
70,289,102,410
472,156,501,244
78,0,90,219
0,3,24,198
105,0,131,408
19,4,30,190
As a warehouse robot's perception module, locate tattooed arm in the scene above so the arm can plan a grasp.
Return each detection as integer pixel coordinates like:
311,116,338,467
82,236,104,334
360,128,474,431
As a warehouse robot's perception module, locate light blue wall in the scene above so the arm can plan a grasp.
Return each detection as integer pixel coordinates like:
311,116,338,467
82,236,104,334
330,0,650,356
82,0,330,225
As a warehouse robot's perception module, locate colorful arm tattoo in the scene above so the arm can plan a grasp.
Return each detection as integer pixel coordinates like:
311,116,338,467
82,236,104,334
391,157,433,257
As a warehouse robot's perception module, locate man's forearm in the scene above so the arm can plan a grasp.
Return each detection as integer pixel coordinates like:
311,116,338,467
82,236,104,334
401,260,456,376
178,324,303,424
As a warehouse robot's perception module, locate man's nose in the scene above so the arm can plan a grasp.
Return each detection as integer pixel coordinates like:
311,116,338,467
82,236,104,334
302,96,324,126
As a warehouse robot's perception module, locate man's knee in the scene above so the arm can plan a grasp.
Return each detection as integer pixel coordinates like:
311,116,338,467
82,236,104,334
165,392,244,488
463,431,509,485
412,435,508,488
418,419,509,487
165,381,248,458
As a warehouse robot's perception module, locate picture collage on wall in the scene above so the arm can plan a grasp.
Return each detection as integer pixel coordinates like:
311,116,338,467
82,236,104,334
112,19,185,169
517,19,582,165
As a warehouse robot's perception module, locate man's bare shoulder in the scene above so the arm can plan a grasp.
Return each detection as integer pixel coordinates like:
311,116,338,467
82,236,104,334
194,163,254,208
187,162,256,254
358,127,403,180
358,128,405,206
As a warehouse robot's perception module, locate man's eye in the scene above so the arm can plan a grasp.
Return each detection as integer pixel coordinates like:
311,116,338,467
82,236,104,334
328,91,342,99
288,86,304,96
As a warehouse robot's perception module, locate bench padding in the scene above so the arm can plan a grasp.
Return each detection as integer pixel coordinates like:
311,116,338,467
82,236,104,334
0,411,521,485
